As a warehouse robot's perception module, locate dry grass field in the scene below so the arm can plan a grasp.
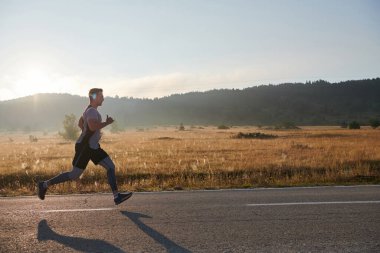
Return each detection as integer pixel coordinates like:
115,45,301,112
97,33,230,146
0,126,379,196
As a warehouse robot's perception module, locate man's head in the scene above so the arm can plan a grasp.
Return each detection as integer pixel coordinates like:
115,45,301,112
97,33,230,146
89,88,104,106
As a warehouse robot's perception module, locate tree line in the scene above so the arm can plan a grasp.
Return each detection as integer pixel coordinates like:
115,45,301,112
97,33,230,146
0,78,379,132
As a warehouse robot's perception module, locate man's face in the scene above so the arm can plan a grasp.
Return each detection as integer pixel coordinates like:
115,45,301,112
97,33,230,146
95,92,104,106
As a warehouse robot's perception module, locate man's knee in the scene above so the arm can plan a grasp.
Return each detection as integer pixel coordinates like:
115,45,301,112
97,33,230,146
107,163,115,174
68,167,83,180
108,161,115,171
101,157,115,171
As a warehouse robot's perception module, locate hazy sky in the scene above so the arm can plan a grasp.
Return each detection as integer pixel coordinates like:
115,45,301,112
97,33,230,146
0,0,379,100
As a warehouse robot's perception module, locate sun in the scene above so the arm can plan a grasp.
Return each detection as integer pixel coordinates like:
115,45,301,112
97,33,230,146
11,64,82,99
15,67,53,96
2,63,85,101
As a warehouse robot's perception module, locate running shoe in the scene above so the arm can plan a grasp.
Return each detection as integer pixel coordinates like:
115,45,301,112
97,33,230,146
114,192,133,205
37,182,47,200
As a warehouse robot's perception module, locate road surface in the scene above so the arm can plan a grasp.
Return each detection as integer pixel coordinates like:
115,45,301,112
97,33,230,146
1,185,380,252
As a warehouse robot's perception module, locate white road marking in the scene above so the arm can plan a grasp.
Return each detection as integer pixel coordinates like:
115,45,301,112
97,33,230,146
1,185,379,200
41,208,116,213
247,200,380,207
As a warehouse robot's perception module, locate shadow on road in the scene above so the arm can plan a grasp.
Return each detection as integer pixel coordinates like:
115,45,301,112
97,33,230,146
37,219,125,253
121,211,191,253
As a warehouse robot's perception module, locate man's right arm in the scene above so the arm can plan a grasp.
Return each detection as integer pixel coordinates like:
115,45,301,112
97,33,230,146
86,108,114,131
87,119,110,131
78,116,84,130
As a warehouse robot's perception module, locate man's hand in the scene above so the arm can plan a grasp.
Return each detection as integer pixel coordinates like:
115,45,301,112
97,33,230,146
106,115,114,125
88,115,114,131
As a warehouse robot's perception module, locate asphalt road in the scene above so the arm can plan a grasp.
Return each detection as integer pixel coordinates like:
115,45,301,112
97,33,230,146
1,185,379,252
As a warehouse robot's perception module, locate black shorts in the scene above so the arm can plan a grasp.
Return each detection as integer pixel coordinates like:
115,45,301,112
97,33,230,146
72,143,109,170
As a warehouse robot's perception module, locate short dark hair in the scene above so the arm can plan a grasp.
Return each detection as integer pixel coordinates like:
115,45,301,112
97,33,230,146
89,88,103,100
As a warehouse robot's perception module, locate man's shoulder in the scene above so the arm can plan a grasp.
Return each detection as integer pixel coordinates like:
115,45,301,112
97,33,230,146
86,107,98,113
85,107,99,118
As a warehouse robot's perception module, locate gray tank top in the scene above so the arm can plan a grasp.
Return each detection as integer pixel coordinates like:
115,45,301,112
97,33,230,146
76,106,102,149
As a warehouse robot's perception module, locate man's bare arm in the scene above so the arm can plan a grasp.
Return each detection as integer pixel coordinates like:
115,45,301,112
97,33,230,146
87,115,114,131
78,116,84,130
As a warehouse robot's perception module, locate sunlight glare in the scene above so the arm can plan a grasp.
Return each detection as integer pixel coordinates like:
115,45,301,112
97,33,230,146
15,67,53,95
1,64,86,101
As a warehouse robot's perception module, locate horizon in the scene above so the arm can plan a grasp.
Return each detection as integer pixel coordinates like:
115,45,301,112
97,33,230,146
1,0,379,101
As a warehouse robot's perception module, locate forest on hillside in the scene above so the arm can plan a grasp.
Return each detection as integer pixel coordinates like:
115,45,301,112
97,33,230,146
0,78,379,131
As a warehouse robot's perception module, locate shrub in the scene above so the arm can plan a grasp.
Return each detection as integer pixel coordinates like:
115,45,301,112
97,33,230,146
233,132,277,139
59,114,80,141
29,135,38,142
217,125,230,130
369,119,380,129
348,121,360,129
274,122,300,130
110,120,122,133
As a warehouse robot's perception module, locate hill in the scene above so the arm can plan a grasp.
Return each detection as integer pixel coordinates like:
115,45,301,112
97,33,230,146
0,78,379,131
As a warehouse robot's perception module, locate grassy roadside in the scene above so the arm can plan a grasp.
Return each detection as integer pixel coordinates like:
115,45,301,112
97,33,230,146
1,127,379,196
1,162,379,196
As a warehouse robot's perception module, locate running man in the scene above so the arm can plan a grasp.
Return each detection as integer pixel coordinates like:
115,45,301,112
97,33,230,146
37,88,132,205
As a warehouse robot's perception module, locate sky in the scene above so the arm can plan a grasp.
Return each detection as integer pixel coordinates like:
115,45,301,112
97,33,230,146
0,0,379,101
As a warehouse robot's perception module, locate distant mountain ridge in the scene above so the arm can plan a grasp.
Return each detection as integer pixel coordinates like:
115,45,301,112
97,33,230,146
0,78,379,131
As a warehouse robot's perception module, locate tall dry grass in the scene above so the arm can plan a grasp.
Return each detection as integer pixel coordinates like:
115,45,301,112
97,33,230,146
0,126,379,196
